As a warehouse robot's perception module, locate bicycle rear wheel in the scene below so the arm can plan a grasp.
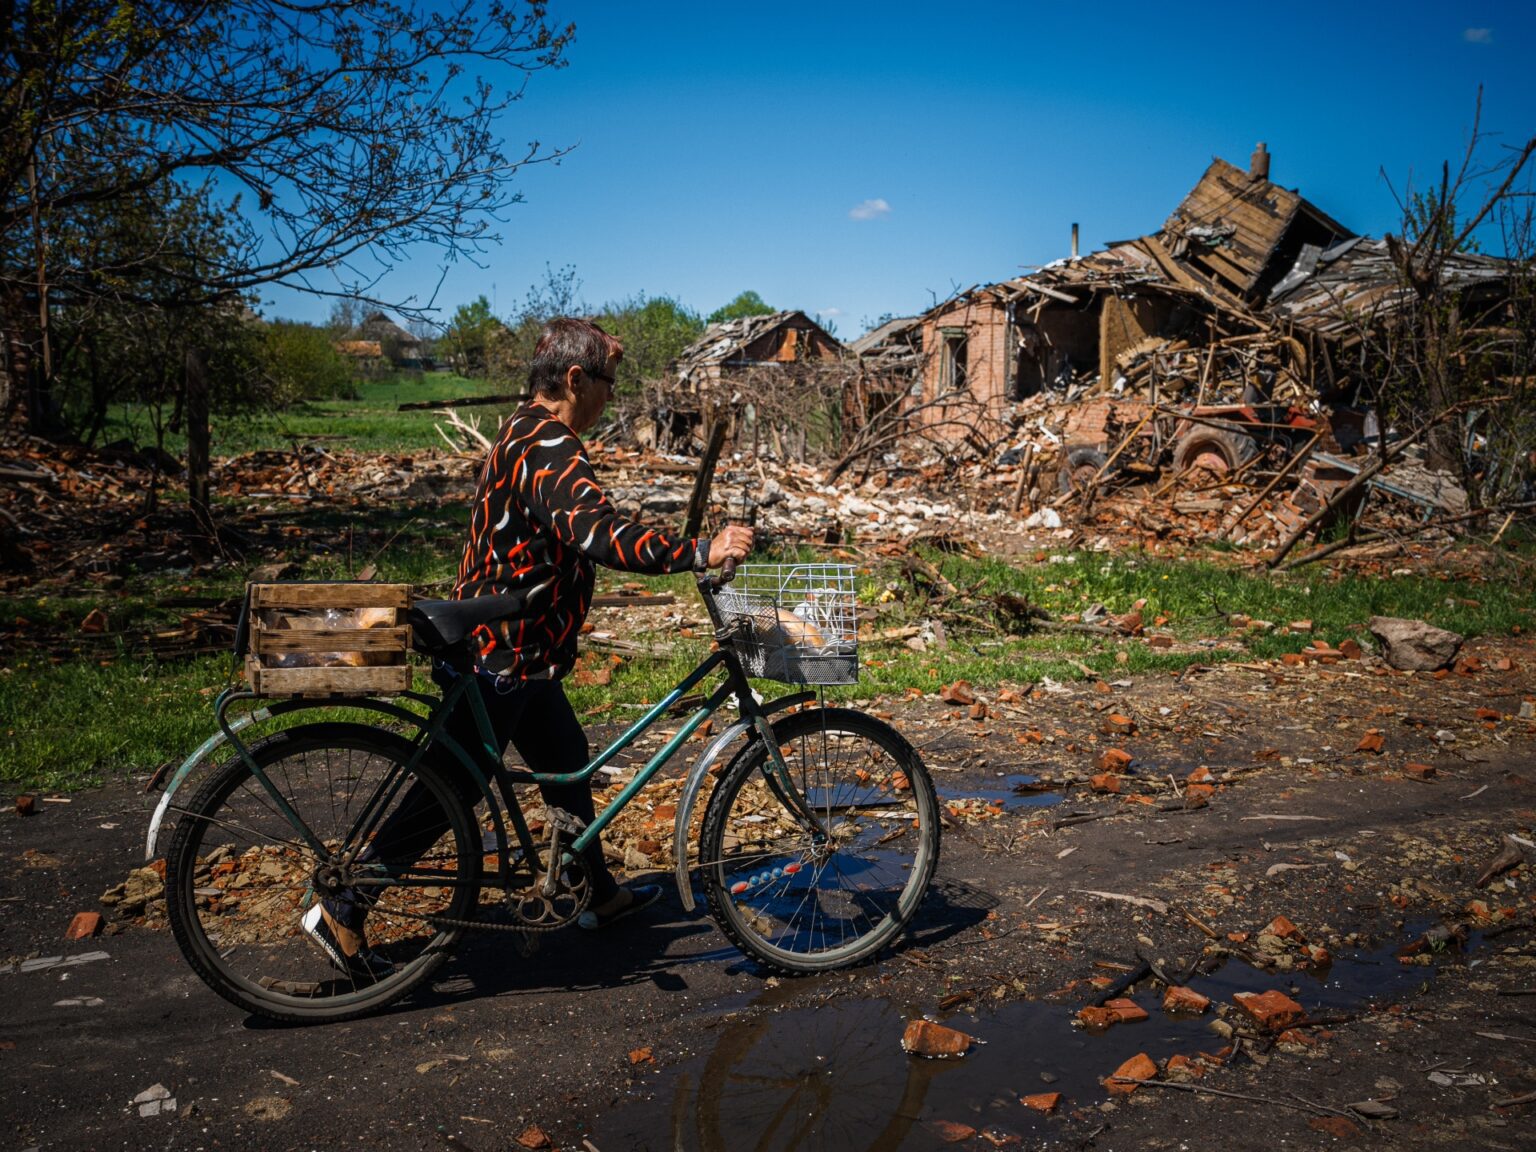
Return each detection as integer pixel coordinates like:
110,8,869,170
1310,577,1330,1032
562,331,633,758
699,708,940,973
165,722,478,1022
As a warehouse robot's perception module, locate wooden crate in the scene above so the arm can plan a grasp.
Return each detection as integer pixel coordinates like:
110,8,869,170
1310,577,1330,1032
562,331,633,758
245,583,413,698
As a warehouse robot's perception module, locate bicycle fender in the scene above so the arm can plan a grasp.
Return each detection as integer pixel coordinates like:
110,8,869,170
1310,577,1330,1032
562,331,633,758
672,692,814,911
145,706,273,860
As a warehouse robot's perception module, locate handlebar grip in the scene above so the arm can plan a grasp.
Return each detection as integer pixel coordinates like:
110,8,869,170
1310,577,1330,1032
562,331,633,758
720,557,738,585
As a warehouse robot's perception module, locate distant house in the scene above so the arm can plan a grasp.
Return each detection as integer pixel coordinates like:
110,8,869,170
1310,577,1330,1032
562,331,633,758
656,311,849,457
672,310,845,391
341,312,424,368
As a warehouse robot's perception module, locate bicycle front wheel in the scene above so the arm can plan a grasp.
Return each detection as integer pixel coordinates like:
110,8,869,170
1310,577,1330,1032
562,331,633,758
165,722,478,1022
699,708,940,973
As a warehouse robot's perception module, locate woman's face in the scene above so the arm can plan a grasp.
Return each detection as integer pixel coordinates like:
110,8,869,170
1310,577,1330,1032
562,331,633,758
569,353,618,434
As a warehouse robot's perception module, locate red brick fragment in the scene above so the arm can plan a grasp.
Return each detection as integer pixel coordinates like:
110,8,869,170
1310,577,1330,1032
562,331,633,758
1076,1005,1118,1029
65,911,103,940
1164,1053,1205,1081
939,680,976,706
929,1120,977,1143
1338,638,1363,660
1264,914,1305,941
1354,729,1385,753
1162,986,1210,1014
1020,1092,1061,1114
1104,1052,1157,1095
1233,990,1306,1032
1089,773,1122,795
1100,713,1136,736
1475,707,1502,721
1308,1116,1360,1140
1097,748,1133,772
1187,765,1215,784
1145,634,1174,649
1280,652,1306,667
1104,997,1148,1023
902,1019,973,1058
15,795,35,817
1184,783,1215,802
515,1125,551,1150
1403,762,1436,780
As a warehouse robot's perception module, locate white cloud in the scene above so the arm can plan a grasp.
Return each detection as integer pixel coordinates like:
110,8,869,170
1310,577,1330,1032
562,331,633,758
849,198,891,221
819,307,843,317
1463,27,1493,43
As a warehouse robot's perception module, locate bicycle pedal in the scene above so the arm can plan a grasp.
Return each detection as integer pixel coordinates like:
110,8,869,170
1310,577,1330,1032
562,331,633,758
543,806,587,835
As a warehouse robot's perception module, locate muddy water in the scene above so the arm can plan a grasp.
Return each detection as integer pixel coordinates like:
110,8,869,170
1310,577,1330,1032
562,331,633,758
938,773,1065,811
594,936,1456,1152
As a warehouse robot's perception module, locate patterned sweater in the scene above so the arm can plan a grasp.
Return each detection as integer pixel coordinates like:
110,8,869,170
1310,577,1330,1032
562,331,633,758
454,402,700,679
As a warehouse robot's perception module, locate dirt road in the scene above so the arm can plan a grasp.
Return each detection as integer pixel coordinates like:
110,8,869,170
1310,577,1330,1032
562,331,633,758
4,637,1534,1151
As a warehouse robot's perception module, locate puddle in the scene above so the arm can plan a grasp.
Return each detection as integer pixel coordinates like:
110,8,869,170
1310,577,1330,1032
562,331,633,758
938,773,1064,811
596,932,1467,1151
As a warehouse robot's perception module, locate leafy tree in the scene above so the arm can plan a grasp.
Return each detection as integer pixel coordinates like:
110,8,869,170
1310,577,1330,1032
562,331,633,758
446,296,501,375
3,0,573,428
595,294,704,393
707,290,776,325
263,322,357,404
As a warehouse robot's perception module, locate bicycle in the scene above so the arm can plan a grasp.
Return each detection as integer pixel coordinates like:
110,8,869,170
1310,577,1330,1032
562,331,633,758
150,562,941,1022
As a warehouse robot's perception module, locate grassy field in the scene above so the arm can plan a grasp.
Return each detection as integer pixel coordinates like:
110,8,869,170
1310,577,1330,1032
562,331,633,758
101,372,510,457
5,541,1531,791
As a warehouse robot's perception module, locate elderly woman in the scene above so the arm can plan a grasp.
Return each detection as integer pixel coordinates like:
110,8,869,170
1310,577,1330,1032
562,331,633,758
304,317,752,976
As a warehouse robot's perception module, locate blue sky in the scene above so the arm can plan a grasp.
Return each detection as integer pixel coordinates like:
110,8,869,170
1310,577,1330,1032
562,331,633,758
262,2,1535,337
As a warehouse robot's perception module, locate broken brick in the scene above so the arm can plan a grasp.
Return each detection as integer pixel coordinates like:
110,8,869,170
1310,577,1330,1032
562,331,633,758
65,912,103,940
1089,773,1122,795
902,1019,973,1058
1184,783,1215,802
1145,634,1174,649
1233,990,1306,1032
1104,1052,1157,1095
1288,620,1313,634
1020,1092,1061,1114
1104,998,1149,1023
1280,652,1306,667
1403,762,1436,780
1163,1053,1204,1081
1187,765,1215,784
1097,748,1133,772
1076,1005,1119,1029
1338,638,1363,660
1354,729,1385,754
515,1125,551,1150
1162,986,1210,1014
15,794,35,817
1100,713,1136,736
1475,707,1502,721
969,701,989,721
1264,914,1305,941
939,680,976,706
1307,1117,1360,1140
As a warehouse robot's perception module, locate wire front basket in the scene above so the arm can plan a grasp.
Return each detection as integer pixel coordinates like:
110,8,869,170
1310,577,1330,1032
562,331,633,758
711,563,859,685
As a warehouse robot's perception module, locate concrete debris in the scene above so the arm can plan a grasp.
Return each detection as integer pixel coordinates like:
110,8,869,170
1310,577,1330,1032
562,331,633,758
1368,617,1465,672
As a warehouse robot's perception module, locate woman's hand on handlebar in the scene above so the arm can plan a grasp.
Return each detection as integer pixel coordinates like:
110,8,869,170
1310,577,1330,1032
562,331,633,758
707,525,754,568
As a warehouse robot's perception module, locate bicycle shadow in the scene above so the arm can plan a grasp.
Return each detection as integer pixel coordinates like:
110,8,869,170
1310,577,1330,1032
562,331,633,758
240,877,997,1028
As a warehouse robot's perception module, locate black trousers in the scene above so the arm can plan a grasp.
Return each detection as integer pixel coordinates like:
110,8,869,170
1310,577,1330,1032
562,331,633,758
365,666,619,906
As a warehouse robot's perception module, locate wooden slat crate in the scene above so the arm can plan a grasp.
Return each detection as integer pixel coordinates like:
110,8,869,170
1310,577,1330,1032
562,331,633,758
245,583,413,698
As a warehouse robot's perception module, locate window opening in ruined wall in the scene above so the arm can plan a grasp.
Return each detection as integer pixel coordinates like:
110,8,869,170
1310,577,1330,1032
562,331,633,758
941,327,968,394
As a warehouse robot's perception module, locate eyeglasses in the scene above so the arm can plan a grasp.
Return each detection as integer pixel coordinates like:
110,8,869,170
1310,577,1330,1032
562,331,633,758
585,367,617,391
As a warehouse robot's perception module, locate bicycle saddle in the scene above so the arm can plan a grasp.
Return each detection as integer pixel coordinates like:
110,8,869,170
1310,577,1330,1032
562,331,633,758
408,594,524,657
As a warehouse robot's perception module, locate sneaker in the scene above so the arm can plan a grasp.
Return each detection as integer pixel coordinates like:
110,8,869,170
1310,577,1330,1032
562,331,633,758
577,884,662,931
302,901,395,980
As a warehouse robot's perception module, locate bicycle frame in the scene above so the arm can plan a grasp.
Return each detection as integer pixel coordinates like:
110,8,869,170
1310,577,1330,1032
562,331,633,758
147,626,817,909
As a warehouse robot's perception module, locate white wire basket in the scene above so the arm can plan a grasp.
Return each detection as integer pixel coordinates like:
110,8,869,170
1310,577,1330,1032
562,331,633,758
711,563,859,685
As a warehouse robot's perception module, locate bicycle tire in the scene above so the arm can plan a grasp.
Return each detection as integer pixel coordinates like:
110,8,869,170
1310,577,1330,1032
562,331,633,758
165,722,477,1022
699,708,940,974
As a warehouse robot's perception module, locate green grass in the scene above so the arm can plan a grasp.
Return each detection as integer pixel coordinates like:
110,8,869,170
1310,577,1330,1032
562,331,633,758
4,543,1531,791
101,371,512,456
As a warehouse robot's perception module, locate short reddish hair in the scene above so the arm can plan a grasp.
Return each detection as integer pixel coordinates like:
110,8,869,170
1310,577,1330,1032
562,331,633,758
528,317,623,397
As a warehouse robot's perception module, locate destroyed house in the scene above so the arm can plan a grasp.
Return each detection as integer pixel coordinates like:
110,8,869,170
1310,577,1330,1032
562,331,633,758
342,311,424,368
910,145,1364,418
672,310,845,391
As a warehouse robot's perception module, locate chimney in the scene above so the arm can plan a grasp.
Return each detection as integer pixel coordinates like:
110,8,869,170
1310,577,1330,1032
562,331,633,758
1250,141,1270,181
1071,222,1079,258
